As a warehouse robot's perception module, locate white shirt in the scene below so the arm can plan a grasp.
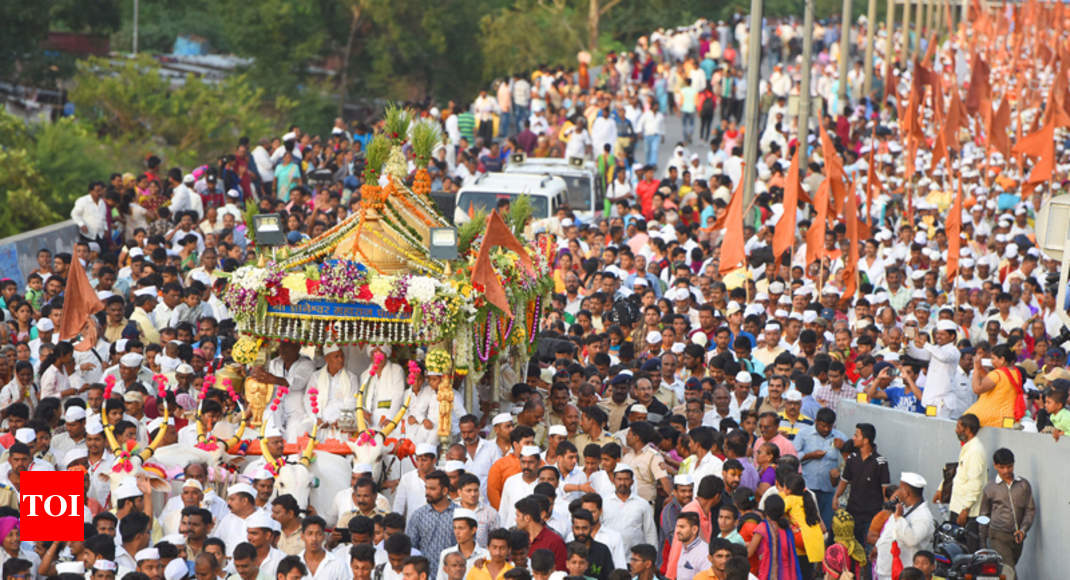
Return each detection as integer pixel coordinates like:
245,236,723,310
394,470,427,521
690,452,724,484
565,129,592,160
300,549,350,580
602,493,657,550
406,384,440,446
264,355,316,435
565,526,627,569
435,544,490,580
308,367,358,425
591,115,618,155
874,501,935,580
498,472,539,529
71,194,108,239
259,547,287,579
906,341,961,417
215,510,253,556
170,184,200,219
361,362,407,426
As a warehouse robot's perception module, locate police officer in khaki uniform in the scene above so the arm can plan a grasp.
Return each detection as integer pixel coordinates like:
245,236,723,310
620,422,671,504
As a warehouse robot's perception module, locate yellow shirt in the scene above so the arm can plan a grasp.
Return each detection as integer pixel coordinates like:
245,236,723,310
964,369,1018,428
465,562,514,580
784,494,825,563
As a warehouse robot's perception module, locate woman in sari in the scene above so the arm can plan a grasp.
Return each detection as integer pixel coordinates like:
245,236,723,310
964,344,1024,427
747,494,801,580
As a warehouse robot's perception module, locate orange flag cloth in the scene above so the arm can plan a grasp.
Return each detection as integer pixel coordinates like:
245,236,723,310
470,211,533,318
719,180,746,275
58,251,104,342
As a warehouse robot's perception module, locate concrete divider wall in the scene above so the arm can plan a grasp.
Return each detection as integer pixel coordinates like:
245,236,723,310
0,220,80,291
836,401,1061,578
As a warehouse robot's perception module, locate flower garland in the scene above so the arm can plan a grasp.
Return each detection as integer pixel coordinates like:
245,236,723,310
406,360,420,387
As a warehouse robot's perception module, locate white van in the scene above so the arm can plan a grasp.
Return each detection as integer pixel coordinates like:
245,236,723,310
454,173,568,224
504,156,603,220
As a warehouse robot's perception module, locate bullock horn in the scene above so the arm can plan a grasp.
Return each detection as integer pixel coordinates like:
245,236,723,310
259,421,278,470
223,402,249,451
100,406,122,455
380,395,412,437
139,402,170,461
355,379,369,433
299,421,318,467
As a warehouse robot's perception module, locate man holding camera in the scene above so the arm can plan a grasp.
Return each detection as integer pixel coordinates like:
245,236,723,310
874,472,935,580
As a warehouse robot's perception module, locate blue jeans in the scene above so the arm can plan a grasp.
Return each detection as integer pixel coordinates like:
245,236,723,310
498,112,511,138
814,490,834,531
681,112,695,142
644,134,660,166
513,105,529,134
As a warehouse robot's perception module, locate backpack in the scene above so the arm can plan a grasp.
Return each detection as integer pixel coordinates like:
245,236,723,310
701,94,715,116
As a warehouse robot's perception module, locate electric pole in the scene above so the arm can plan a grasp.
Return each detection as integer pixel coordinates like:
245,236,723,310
901,0,913,64
798,0,815,177
741,0,764,210
864,0,878,98
836,0,852,107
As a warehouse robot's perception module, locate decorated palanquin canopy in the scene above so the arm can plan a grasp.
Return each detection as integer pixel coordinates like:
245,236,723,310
224,106,554,375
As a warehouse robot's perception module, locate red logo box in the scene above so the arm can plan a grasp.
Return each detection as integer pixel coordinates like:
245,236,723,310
19,471,84,541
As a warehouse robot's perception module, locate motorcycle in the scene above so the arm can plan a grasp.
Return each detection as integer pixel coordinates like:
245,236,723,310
933,516,1005,580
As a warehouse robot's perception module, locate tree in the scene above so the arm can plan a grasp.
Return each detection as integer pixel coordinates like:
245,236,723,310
0,3,52,79
479,0,585,81
0,111,113,237
69,56,289,166
221,0,327,99
587,0,622,53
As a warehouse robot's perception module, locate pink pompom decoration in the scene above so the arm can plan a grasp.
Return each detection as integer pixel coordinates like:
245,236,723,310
270,404,278,411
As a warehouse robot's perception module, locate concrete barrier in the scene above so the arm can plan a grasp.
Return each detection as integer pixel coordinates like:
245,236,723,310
0,220,80,291
836,401,1060,578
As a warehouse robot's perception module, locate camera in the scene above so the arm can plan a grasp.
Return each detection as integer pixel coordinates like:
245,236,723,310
883,498,901,511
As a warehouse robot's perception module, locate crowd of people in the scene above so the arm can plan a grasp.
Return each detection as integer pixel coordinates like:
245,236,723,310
0,8,1059,580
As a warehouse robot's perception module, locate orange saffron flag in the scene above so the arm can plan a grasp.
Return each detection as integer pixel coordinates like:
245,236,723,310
990,98,1012,156
841,179,860,302
806,180,830,266
1012,120,1056,185
470,210,533,318
773,148,802,263
946,178,963,281
820,124,847,217
58,251,104,342
719,180,746,275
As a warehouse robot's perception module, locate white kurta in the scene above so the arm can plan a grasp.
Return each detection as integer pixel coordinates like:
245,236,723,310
265,355,316,438
602,493,657,551
360,362,407,427
394,469,427,521
497,472,539,528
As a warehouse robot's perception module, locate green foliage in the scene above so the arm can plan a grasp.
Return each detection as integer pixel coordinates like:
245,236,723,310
363,136,391,180
479,0,585,81
0,2,51,78
506,195,534,239
410,119,441,164
51,0,121,34
220,0,326,98
111,0,229,53
458,210,489,256
243,202,260,246
382,104,412,143
0,111,113,237
69,56,289,166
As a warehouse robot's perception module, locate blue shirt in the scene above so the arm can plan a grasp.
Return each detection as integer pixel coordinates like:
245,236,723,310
884,384,923,413
406,502,456,577
794,425,847,492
